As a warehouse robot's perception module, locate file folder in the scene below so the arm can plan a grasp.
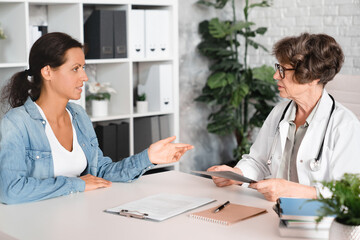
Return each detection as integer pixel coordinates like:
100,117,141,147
138,63,173,112
113,10,127,58
84,10,114,59
145,9,170,58
130,9,145,59
144,10,170,58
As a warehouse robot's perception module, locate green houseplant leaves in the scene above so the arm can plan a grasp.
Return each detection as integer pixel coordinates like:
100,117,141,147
196,0,278,160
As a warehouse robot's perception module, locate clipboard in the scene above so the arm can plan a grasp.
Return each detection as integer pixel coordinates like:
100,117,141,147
192,170,257,183
105,193,215,221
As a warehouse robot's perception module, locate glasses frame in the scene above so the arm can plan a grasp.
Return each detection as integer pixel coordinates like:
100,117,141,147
274,63,296,79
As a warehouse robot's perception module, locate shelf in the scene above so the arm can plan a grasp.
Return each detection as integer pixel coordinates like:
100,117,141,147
0,63,27,68
133,111,173,118
86,58,129,64
132,58,173,63
90,114,131,122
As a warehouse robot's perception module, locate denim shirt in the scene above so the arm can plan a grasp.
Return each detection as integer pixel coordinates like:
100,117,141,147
0,98,154,204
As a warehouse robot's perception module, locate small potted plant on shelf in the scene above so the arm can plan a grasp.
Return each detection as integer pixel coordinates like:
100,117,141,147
136,93,148,113
315,173,360,240
86,81,116,117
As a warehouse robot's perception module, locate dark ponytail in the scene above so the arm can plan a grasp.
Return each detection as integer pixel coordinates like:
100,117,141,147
1,32,83,109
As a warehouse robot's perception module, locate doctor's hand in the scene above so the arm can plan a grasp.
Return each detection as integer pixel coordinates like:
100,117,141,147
148,136,194,164
80,174,112,192
249,179,317,202
207,165,244,187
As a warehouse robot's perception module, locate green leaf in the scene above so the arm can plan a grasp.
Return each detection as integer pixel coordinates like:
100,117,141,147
252,65,275,82
207,72,227,89
248,39,268,51
209,18,230,38
210,59,243,72
231,21,254,32
255,27,267,35
197,0,229,9
231,83,249,107
249,1,270,9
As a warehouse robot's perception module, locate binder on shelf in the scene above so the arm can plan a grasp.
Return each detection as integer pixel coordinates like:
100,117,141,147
95,123,117,161
134,116,161,154
29,25,48,48
113,10,127,58
144,9,170,58
138,63,173,112
84,10,114,59
95,122,130,162
130,9,145,59
159,115,171,139
116,122,130,161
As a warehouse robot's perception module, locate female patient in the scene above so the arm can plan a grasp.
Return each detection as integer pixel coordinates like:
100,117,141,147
0,32,193,204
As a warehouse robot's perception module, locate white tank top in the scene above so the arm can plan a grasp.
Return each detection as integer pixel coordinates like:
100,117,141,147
35,103,87,177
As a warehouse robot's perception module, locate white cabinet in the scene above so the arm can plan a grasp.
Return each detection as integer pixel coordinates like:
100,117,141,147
0,0,179,171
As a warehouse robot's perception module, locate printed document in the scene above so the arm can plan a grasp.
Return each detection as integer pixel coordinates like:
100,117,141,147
105,193,215,221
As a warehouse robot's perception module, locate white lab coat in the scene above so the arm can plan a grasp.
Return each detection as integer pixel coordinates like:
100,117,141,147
236,89,360,197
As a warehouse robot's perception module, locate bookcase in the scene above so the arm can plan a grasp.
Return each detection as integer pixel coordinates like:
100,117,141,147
0,0,179,171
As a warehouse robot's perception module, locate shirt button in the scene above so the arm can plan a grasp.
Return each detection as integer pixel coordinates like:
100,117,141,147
36,155,40,159
42,121,46,125
300,160,303,163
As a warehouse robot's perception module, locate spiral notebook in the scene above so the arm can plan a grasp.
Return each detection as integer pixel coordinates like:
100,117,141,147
189,203,267,225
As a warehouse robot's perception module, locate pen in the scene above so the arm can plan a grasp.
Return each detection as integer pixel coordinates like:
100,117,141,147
213,200,230,213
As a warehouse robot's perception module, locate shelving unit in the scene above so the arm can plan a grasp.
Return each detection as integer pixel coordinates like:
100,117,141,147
0,0,179,171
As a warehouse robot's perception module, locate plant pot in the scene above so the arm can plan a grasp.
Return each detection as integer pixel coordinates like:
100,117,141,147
91,100,108,117
136,101,148,113
329,219,360,240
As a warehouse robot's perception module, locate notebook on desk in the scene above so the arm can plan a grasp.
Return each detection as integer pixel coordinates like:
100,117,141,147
189,203,267,225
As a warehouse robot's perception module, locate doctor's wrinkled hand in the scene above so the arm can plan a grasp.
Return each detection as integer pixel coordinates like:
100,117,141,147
207,165,244,187
249,179,317,202
148,136,194,164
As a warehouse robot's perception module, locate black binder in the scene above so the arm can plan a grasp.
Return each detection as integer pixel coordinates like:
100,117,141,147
116,122,130,161
95,123,117,161
113,10,127,58
84,10,114,59
134,116,161,154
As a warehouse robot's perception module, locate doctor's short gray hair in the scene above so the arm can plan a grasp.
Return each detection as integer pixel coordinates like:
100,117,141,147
272,32,344,86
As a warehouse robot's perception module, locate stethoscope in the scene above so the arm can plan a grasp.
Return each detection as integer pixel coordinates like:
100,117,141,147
266,94,335,172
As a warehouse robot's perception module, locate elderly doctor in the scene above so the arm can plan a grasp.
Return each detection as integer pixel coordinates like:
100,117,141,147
208,33,360,202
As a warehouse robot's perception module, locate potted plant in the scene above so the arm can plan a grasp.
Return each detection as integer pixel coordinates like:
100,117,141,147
195,0,278,162
86,81,116,117
136,93,148,113
315,173,360,240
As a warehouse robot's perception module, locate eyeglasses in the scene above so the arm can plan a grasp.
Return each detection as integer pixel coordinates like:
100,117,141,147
274,63,296,79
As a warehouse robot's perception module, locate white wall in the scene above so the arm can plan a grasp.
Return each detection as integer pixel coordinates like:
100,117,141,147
178,0,360,172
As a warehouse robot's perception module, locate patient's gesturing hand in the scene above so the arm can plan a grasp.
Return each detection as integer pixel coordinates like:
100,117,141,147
148,136,194,164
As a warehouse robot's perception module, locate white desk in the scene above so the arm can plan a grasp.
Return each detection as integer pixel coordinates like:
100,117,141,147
0,171,311,240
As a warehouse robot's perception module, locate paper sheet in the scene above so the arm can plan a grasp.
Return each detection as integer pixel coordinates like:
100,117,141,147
105,193,215,221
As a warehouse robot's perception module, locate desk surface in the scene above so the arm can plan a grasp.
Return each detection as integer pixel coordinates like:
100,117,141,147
0,171,311,240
